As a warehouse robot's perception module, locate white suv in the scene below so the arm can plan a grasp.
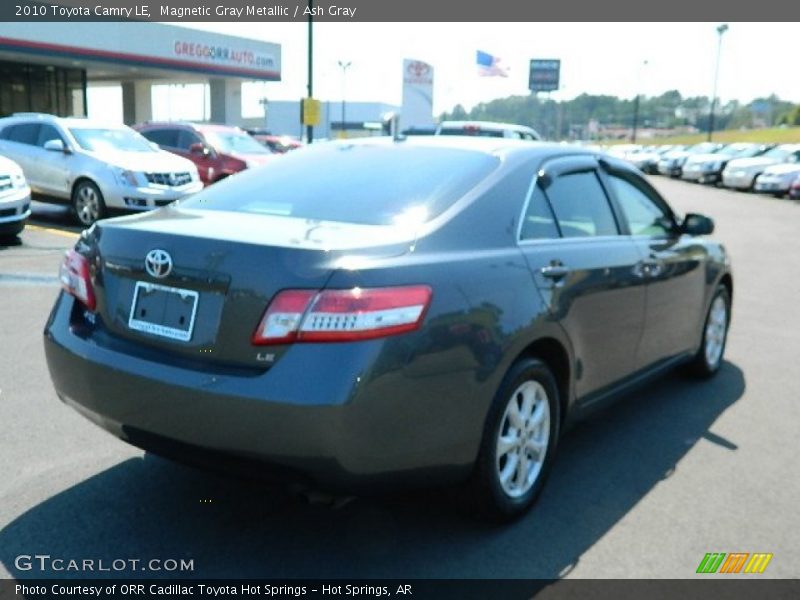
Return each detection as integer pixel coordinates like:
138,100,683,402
0,155,31,237
0,114,203,226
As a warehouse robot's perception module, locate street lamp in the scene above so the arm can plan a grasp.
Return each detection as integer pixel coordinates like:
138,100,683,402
631,59,649,143
708,23,729,142
337,60,352,138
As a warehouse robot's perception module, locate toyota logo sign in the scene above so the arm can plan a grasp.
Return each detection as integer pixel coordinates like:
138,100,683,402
145,249,173,279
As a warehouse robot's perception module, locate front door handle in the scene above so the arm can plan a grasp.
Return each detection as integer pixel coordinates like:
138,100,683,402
540,264,570,280
635,258,664,279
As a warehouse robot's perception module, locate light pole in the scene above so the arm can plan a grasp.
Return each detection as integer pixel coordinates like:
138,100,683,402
631,60,648,143
337,60,352,138
708,23,729,142
306,1,314,144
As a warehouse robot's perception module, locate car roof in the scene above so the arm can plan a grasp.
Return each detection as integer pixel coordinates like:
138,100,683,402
191,123,246,133
0,113,128,130
136,122,246,134
318,136,599,164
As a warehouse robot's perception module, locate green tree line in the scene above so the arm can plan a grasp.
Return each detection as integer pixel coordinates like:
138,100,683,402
441,91,800,140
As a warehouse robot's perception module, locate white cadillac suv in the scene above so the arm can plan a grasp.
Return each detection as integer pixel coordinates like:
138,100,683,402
0,113,202,226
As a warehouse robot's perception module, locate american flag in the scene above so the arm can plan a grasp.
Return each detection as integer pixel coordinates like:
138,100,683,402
476,50,509,77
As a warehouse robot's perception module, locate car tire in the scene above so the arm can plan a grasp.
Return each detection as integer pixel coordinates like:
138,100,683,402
72,180,107,227
470,358,560,521
689,285,731,378
0,219,25,239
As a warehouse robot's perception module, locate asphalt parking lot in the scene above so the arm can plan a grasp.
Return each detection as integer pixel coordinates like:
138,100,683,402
1,182,798,580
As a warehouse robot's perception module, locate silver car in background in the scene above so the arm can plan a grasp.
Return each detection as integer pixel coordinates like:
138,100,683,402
0,154,31,237
0,113,203,226
680,143,770,185
721,144,800,191
753,162,800,196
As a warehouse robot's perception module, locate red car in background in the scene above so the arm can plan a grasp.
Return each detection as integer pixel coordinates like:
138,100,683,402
245,128,303,154
135,122,276,186
790,174,800,200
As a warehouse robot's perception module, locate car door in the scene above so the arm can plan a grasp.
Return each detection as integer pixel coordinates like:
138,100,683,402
601,165,708,369
33,123,73,199
518,155,647,399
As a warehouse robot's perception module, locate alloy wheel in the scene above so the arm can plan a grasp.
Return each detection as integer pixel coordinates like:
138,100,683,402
495,380,551,498
704,295,728,369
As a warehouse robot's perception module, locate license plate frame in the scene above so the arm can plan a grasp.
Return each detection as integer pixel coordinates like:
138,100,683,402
128,281,199,342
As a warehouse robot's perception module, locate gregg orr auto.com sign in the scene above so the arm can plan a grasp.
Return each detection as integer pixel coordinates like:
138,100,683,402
174,40,276,69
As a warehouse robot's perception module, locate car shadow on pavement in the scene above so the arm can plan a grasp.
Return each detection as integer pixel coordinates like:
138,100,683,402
0,362,745,579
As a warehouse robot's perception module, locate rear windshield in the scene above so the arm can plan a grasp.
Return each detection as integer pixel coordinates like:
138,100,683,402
439,127,505,138
181,142,500,226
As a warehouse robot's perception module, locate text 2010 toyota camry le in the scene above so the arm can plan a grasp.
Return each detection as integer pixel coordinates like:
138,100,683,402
44,138,732,519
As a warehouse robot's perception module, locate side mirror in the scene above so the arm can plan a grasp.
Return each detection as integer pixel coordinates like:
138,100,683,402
189,142,210,157
681,213,715,236
44,139,69,153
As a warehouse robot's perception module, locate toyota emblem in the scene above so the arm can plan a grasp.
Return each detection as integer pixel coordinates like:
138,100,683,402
145,249,173,279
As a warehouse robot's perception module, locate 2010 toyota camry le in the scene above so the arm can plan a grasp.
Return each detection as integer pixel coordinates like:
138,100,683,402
44,137,733,519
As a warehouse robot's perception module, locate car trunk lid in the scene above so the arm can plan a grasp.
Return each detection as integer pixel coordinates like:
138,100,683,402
88,207,415,370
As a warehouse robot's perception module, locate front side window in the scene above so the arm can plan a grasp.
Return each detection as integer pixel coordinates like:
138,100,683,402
37,124,65,147
607,174,672,237
177,130,203,151
141,128,179,148
544,171,618,237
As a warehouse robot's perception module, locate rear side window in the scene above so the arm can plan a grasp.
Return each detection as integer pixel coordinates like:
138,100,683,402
4,123,41,145
141,128,179,148
544,171,618,237
520,189,559,240
182,143,500,226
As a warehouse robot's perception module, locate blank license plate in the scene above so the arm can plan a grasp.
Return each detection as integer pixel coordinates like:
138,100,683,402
128,281,199,342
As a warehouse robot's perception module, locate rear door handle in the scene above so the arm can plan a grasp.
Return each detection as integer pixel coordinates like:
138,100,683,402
540,264,570,280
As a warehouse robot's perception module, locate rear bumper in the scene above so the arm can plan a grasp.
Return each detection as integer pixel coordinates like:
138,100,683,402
43,293,479,489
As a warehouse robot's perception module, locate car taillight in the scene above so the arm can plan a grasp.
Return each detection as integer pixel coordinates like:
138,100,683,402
252,285,432,345
59,249,96,311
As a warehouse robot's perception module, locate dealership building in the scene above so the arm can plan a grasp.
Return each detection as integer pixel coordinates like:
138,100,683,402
0,22,281,125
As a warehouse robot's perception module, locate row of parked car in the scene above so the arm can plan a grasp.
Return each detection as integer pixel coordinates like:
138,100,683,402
610,141,800,199
0,112,302,236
